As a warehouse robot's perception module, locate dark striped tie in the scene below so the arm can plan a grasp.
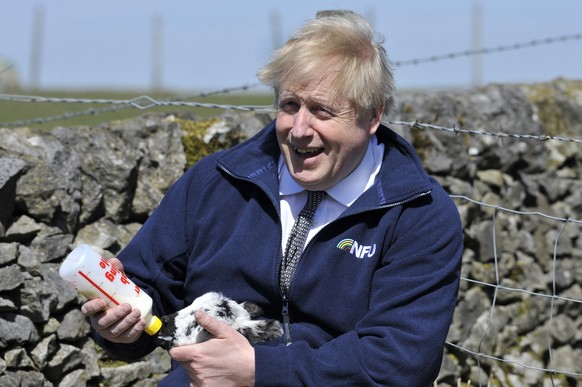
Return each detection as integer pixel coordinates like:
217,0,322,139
280,190,326,295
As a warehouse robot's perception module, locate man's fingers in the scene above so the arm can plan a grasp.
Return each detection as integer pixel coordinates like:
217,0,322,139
104,311,145,340
80,298,107,316
109,257,124,272
91,305,145,342
168,345,191,361
195,309,232,339
92,304,135,330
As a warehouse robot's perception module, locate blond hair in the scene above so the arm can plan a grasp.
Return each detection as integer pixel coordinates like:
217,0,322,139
257,10,394,120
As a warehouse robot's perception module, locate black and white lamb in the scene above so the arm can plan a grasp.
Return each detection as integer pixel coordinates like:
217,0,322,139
154,292,283,350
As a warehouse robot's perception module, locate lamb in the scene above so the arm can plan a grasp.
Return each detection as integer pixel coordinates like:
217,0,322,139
154,292,283,349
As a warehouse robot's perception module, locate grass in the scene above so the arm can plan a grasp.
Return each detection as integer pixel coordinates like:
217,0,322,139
0,89,275,129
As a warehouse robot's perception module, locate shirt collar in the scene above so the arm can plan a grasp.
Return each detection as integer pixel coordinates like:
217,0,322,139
278,135,383,207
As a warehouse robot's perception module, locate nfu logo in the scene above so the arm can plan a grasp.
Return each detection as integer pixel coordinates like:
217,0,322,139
336,238,377,259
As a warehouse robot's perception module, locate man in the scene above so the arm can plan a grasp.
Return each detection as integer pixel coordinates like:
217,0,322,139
83,10,463,386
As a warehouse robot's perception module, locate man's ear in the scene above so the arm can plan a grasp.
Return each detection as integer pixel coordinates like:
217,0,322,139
369,103,385,135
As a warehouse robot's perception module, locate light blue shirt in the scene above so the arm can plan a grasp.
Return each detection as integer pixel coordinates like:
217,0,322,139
278,135,384,251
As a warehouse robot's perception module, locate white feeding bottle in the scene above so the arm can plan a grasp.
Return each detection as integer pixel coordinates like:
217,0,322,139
59,244,162,336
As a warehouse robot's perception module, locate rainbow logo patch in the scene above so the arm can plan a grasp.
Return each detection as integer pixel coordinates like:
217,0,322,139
336,238,377,259
336,238,355,251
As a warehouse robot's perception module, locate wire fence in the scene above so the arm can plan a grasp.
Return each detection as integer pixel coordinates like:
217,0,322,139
3,91,581,385
448,195,582,385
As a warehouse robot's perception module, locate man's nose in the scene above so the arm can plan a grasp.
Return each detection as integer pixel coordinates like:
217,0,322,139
290,107,313,138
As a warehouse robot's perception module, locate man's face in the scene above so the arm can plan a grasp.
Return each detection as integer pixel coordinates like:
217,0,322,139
276,78,380,191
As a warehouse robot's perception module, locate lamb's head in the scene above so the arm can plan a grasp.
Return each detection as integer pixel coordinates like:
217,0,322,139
154,292,282,350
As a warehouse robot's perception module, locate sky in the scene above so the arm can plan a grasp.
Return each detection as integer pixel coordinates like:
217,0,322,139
1,0,582,93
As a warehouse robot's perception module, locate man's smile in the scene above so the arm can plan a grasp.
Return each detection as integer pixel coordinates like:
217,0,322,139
294,147,324,157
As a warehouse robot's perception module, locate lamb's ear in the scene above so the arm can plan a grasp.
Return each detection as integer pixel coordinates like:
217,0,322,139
242,301,263,318
238,319,283,344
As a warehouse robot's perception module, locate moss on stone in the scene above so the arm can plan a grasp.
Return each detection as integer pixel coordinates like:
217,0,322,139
523,79,582,136
97,358,129,368
179,116,253,169
178,117,222,168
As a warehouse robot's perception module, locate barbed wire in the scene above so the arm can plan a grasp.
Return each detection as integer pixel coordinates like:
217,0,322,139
385,120,582,145
393,33,582,67
0,84,267,127
3,93,582,148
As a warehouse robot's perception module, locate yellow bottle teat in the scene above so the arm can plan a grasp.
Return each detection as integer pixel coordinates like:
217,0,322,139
144,315,162,335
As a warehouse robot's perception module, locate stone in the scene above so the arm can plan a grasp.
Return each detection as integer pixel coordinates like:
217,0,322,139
3,215,43,243
13,132,82,233
435,353,460,384
30,334,59,370
4,348,36,369
58,369,89,387
550,314,576,345
16,244,40,270
73,218,122,251
0,372,20,387
0,242,19,265
143,347,171,375
0,313,40,347
476,169,506,190
512,296,550,335
114,115,186,220
56,309,91,342
447,287,490,343
101,361,153,387
39,263,78,311
29,226,74,263
0,296,16,312
548,346,581,377
80,340,103,379
20,277,55,323
44,343,82,381
0,264,26,292
0,156,28,237
51,125,141,224
0,371,48,387
78,172,104,225
42,317,61,336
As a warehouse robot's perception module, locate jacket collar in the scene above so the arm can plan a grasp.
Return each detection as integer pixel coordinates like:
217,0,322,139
216,120,433,209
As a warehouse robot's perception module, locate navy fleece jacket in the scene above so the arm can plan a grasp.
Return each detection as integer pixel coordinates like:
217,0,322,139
94,121,463,386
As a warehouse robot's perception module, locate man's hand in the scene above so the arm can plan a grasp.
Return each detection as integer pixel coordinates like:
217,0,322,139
169,309,256,387
80,257,145,344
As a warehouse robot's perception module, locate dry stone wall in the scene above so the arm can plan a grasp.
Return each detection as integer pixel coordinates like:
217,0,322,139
0,79,581,386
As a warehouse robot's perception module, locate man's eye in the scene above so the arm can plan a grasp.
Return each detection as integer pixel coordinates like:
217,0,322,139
279,101,300,114
312,106,333,119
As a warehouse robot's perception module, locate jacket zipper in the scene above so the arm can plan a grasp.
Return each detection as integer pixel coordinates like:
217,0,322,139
218,162,432,345
277,189,432,345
